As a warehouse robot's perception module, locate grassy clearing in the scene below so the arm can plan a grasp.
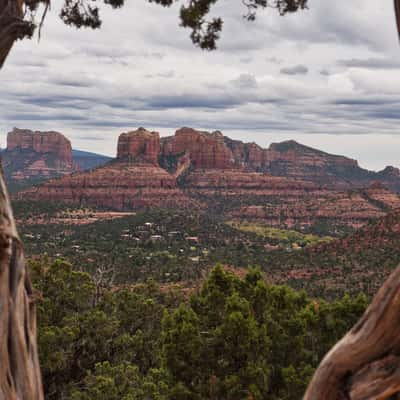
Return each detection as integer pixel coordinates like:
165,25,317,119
228,221,333,248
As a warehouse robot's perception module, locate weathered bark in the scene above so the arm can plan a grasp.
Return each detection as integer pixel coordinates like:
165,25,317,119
304,265,400,400
396,0,400,41
0,165,43,399
0,0,33,69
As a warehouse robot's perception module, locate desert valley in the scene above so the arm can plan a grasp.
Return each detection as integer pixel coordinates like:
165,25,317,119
5,126,400,299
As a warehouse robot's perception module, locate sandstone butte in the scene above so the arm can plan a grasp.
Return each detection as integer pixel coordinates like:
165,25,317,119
14,127,400,230
3,127,78,181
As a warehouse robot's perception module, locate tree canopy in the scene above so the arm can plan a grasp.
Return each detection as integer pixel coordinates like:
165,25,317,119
16,0,308,50
31,259,367,400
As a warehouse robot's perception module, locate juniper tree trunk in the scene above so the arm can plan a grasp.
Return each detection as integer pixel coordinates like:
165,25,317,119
0,166,43,399
0,0,32,68
0,4,44,397
304,264,400,400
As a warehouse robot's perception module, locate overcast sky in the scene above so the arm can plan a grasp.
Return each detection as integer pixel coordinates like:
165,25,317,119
2,0,400,170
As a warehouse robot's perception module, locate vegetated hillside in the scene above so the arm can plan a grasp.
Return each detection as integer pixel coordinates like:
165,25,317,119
15,200,392,299
34,259,368,400
17,205,271,285
264,209,400,299
17,127,400,233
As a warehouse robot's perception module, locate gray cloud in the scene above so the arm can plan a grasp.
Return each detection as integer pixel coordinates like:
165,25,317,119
76,135,107,141
280,64,309,75
51,79,93,88
266,57,283,64
232,74,258,89
145,70,175,79
338,58,400,69
146,94,242,109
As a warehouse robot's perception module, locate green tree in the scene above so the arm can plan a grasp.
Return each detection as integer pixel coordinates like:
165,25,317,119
32,259,171,399
70,362,169,400
162,266,368,400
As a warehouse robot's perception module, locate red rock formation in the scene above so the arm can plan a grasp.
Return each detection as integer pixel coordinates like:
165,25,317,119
376,166,400,192
13,127,400,230
7,127,73,164
227,185,400,230
3,128,78,186
162,127,235,169
262,140,359,187
160,130,368,190
17,161,194,211
117,128,160,165
224,137,269,170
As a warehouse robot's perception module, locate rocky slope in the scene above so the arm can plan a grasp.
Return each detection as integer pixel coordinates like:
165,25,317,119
15,127,400,231
264,207,400,298
23,162,190,210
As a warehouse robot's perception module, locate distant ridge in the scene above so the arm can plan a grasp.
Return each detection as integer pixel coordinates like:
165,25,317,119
72,149,112,171
15,127,400,232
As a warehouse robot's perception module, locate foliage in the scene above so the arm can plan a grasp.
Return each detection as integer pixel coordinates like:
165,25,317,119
15,0,308,51
265,211,400,298
32,260,367,400
18,204,398,298
20,207,275,284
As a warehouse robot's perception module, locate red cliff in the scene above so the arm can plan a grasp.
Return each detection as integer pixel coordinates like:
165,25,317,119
3,128,78,186
117,128,160,165
7,127,73,164
18,162,192,210
162,127,235,169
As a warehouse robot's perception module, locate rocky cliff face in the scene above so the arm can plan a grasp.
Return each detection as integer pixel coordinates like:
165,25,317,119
159,128,381,190
161,127,235,170
117,128,160,165
7,128,73,164
13,127,400,230
3,128,79,191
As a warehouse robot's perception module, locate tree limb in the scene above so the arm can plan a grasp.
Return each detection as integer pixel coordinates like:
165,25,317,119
0,0,34,68
304,264,400,400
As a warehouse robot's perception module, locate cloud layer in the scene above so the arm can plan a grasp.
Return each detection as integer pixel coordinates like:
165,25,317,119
2,0,400,170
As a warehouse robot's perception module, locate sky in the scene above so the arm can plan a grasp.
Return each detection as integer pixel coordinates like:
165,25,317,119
2,0,400,171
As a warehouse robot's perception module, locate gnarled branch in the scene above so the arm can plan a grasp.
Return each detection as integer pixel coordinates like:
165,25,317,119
0,0,35,68
304,264,400,400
